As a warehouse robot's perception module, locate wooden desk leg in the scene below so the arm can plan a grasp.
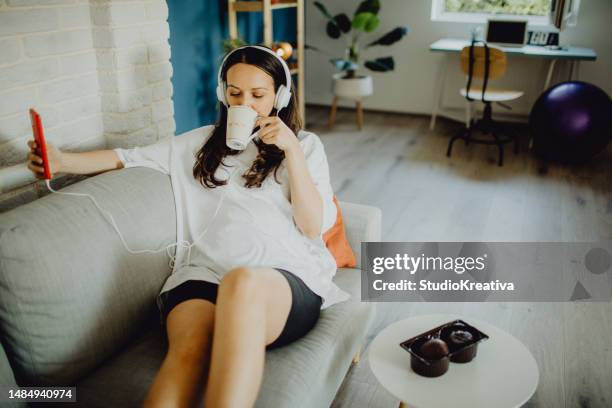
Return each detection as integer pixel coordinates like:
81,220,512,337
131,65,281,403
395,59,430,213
328,97,338,129
544,59,557,90
356,101,364,130
573,61,580,81
430,54,448,131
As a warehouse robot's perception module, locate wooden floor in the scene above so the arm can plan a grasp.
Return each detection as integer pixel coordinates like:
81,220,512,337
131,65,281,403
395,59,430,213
304,106,612,408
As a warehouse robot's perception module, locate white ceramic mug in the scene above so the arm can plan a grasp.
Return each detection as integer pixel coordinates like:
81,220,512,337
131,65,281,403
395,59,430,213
226,105,260,150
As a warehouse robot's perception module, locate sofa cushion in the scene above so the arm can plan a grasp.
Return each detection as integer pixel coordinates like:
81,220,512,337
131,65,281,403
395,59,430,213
323,196,357,268
0,168,176,386
74,268,374,407
339,202,382,269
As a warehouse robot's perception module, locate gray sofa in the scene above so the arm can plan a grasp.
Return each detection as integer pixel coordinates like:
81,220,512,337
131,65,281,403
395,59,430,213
0,166,381,407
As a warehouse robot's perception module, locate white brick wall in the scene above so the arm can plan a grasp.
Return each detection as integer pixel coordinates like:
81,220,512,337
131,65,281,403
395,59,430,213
0,0,175,211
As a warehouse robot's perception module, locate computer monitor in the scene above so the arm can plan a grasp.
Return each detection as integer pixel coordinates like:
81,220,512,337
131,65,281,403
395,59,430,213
486,20,528,47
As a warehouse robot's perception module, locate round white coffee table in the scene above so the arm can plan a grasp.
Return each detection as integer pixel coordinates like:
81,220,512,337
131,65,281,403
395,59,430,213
369,314,539,408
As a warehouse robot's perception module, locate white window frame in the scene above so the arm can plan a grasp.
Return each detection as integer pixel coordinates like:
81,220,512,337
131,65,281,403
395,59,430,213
431,0,558,31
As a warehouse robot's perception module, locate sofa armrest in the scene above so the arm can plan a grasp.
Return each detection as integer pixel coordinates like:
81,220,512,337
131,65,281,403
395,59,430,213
339,201,382,269
0,339,25,406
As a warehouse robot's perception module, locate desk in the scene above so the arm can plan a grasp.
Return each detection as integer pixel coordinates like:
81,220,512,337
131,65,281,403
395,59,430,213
429,38,597,130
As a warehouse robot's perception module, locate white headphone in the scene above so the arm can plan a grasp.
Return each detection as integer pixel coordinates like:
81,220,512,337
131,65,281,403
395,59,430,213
216,45,293,113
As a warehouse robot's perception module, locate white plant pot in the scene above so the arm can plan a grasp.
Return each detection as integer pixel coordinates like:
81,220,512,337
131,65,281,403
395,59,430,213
332,73,373,101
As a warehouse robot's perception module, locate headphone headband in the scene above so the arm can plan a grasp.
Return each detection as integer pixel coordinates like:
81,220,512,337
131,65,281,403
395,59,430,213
216,45,293,112
217,45,292,91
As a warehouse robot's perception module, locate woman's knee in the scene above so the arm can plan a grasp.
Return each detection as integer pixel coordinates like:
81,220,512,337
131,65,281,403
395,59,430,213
166,299,215,360
219,267,263,304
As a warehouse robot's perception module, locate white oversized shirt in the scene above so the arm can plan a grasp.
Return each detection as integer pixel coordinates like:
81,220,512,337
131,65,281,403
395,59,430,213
113,125,350,311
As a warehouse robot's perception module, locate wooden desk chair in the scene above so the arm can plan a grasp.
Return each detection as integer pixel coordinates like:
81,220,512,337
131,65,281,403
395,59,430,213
446,42,523,166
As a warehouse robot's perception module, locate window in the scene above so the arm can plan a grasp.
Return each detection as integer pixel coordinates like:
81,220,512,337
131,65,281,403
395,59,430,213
431,0,555,27
445,0,551,16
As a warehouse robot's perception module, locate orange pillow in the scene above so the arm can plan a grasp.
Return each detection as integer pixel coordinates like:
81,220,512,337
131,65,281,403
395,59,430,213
323,195,357,268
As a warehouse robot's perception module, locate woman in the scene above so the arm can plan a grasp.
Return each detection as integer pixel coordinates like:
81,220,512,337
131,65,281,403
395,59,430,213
26,45,349,407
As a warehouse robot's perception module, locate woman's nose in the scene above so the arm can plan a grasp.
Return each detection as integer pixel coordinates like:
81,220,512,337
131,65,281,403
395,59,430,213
242,99,257,111
243,96,255,107
235,95,255,108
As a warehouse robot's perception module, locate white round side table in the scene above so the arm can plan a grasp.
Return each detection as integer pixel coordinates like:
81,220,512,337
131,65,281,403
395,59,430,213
368,314,539,408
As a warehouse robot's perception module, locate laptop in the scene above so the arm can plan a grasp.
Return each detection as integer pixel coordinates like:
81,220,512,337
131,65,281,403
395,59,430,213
486,20,528,47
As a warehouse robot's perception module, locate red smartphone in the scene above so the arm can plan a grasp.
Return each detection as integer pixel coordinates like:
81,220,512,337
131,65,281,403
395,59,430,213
29,108,52,180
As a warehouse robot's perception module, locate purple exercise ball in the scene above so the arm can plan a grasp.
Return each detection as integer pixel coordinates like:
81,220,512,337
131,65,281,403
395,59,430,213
529,81,612,164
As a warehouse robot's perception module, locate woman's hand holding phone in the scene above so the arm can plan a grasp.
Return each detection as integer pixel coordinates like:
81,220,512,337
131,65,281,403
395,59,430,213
26,140,64,180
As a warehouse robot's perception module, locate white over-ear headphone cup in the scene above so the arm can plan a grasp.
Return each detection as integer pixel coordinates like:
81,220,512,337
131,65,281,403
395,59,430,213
216,83,226,106
275,85,291,111
281,89,292,110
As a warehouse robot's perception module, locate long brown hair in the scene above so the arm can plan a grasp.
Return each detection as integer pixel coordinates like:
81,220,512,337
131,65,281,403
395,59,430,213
193,46,302,189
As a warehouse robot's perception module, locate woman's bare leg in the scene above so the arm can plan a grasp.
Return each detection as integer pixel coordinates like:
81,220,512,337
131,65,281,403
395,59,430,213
143,299,215,408
204,267,292,408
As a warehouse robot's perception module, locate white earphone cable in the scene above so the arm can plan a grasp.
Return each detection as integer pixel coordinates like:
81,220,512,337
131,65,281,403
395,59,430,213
44,165,240,271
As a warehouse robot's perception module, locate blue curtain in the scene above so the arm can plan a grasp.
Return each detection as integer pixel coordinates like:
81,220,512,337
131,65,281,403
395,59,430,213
167,0,296,135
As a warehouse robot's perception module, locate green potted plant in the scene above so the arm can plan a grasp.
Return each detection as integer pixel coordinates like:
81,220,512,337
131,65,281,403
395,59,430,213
310,0,409,101
223,37,247,53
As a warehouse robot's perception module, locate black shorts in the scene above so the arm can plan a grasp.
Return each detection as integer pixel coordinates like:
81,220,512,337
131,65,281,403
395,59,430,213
158,268,322,350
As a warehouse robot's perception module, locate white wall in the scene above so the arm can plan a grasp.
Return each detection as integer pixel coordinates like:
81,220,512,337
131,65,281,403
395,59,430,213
0,0,175,211
305,0,612,119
